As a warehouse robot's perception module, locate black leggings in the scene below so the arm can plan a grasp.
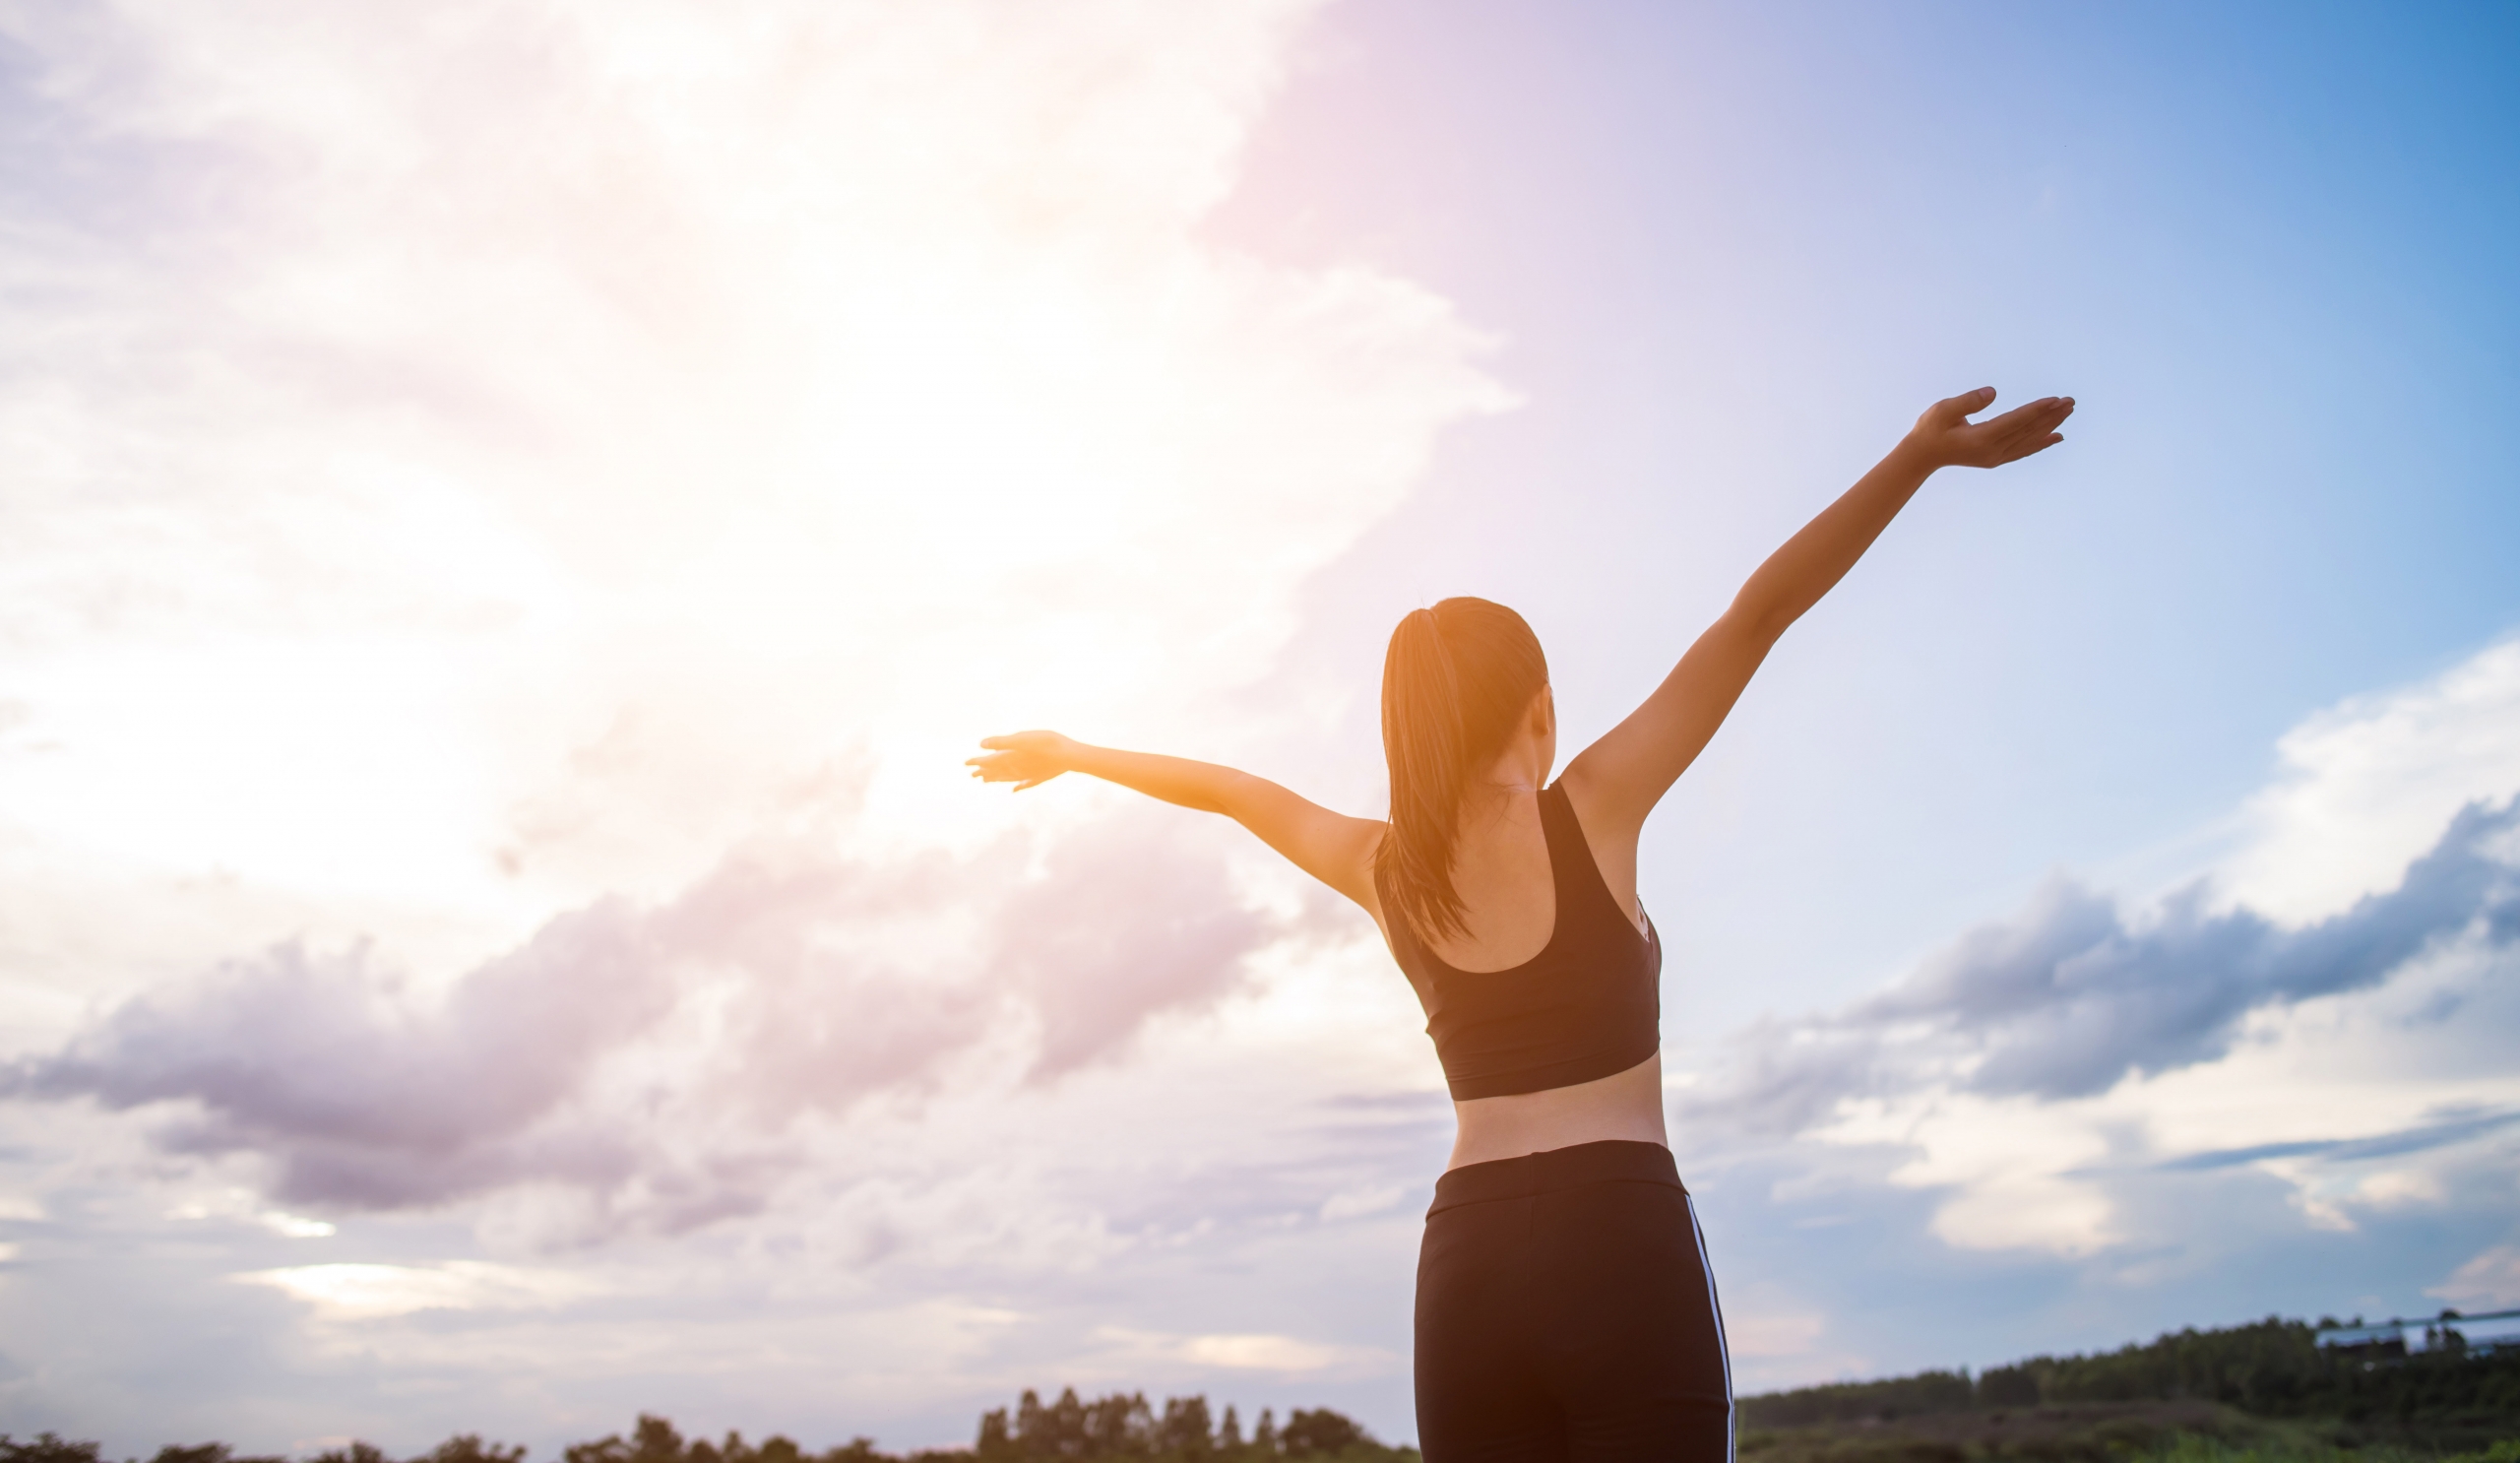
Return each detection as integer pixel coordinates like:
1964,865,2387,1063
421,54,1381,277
1416,1140,1732,1462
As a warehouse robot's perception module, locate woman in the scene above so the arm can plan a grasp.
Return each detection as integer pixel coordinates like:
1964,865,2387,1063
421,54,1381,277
969,386,2074,1460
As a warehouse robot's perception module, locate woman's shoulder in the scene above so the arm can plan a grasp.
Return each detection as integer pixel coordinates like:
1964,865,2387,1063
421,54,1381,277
1555,755,1647,846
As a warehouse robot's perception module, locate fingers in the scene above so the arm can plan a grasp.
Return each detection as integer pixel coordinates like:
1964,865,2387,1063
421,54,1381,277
1996,431,2065,465
978,730,1062,750
1933,389,2077,437
2015,398,2074,445
968,746,1062,791
1979,395,2066,436
1972,396,2073,459
1919,386,2072,468
1990,398,2071,463
1928,387,1998,428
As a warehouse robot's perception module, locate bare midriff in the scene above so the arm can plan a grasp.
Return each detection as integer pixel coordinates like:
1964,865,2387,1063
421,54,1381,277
1445,1050,1669,1171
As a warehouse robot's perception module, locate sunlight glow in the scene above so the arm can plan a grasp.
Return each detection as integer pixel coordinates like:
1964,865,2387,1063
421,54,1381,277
0,0,1503,986
236,1261,603,1319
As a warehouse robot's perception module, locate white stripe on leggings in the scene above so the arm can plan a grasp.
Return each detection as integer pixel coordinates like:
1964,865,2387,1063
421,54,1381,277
1686,1193,1734,1463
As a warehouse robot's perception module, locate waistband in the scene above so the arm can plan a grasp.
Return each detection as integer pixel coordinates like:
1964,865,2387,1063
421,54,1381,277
1427,1139,1683,1216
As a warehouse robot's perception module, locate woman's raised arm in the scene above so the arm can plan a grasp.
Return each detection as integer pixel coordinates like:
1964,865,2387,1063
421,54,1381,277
969,731,1385,910
1564,387,2074,842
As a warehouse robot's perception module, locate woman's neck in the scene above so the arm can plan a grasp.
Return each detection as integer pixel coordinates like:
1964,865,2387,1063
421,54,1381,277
1458,774,1538,829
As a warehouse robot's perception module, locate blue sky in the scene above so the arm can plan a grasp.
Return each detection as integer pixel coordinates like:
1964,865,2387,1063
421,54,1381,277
1231,0,2520,1030
0,1,2515,1454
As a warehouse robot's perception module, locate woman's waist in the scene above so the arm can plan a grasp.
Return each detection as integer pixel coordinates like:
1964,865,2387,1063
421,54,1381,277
1444,1052,1667,1172
1430,1138,1681,1212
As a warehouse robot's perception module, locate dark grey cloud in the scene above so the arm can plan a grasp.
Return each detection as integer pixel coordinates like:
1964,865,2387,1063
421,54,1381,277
2154,1107,2520,1173
1683,797,2520,1139
2,810,1284,1225
18,901,681,1209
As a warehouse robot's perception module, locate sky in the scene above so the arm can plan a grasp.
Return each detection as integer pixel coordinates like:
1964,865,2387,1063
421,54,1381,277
1,0,2517,1453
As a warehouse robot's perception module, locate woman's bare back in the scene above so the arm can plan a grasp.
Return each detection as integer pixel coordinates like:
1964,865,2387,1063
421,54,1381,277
1376,759,1670,1171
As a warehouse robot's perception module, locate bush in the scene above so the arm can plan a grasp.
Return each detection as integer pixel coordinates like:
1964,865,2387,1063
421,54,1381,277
1,1437,106,1463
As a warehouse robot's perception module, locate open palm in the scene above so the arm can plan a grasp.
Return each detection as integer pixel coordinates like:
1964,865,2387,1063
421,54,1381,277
967,731,1077,792
1910,387,2075,470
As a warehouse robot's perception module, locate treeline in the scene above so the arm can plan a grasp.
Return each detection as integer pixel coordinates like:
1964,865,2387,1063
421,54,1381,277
0,1390,1411,1463
969,1388,1389,1459
26,1314,2518,1463
0,1439,524,1463
1739,1315,2520,1429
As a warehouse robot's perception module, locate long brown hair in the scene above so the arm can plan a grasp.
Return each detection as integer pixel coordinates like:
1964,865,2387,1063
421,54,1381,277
1375,597,1548,942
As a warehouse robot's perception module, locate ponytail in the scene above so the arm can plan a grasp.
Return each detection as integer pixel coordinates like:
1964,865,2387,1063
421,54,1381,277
1376,598,1548,942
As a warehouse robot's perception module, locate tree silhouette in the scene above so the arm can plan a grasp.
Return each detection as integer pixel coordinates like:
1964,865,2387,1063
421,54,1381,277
0,1436,105,1463
964,1389,1389,1460
4,1394,1416,1463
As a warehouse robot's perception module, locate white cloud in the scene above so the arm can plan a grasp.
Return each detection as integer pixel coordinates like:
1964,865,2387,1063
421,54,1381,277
1095,1325,1400,1376
1317,1184,1404,1222
2431,1245,2520,1310
1754,895,2520,1266
1725,1310,1828,1360
2348,1170,2446,1208
1180,1333,1380,1373
1818,1092,2118,1256
236,1260,605,1320
168,1188,338,1238
2220,635,2520,922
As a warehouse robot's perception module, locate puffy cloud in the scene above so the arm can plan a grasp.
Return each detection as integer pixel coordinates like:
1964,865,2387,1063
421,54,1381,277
1686,795,2520,1142
2222,635,2520,922
5,807,1282,1226
1090,1325,1399,1377
2432,1245,2520,1310
995,816,1272,1080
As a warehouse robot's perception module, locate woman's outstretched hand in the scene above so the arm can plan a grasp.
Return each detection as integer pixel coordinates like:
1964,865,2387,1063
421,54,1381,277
1904,387,2075,470
967,731,1080,792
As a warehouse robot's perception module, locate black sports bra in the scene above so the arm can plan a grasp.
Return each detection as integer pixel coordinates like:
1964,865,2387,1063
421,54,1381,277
1377,780,1662,1100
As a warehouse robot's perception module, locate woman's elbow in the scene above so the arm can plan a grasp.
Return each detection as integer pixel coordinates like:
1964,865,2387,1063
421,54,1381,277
1207,769,1268,818
1717,600,1795,654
